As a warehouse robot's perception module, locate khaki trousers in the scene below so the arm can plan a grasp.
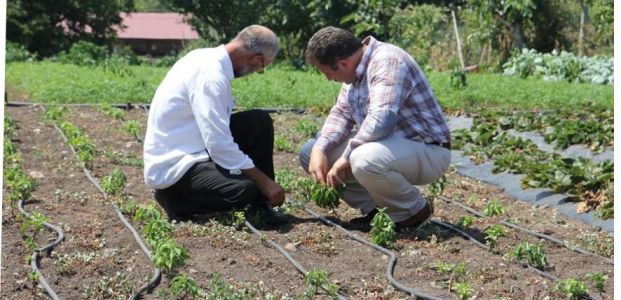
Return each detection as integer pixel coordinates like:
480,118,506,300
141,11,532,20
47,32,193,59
299,133,451,222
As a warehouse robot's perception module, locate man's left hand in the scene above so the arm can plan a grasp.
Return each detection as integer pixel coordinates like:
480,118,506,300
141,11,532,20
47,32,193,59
326,157,352,188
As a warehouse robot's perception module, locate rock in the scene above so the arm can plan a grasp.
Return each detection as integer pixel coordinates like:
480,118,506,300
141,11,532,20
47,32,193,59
284,243,297,252
29,171,44,179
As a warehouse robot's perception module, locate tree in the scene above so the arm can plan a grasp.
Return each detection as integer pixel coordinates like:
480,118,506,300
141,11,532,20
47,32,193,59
7,0,134,57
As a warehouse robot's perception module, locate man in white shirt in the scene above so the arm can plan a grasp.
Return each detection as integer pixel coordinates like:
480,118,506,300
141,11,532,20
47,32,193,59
143,25,287,225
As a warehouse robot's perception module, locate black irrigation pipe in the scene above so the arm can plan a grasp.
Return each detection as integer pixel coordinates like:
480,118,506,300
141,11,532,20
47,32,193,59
437,195,614,265
17,199,64,300
6,101,309,114
46,107,161,300
244,220,348,300
303,207,445,300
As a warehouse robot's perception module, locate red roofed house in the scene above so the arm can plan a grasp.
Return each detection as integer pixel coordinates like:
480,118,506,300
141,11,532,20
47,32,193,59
115,12,200,56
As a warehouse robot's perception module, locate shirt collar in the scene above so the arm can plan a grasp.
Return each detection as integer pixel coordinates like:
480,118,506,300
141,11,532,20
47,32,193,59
219,44,234,81
355,36,378,81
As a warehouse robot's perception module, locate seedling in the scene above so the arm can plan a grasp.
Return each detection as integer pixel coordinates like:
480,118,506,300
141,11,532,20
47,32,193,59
101,169,127,196
452,282,474,299
123,120,141,140
556,278,588,299
304,268,339,298
483,199,505,217
294,118,319,138
44,106,68,121
275,169,297,192
170,274,200,299
484,224,506,251
152,238,189,274
231,210,246,230
430,262,455,275
308,181,344,210
457,215,476,229
143,218,174,247
20,212,47,236
510,241,548,270
427,175,447,200
586,272,607,293
134,204,163,222
370,208,397,247
100,104,126,120
274,134,295,152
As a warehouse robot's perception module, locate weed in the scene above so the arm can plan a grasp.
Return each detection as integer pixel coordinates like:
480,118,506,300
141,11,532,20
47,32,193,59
484,224,506,251
430,262,455,275
101,169,127,196
427,175,447,200
82,272,133,300
452,282,474,299
44,106,68,122
457,215,476,229
274,134,296,152
370,208,397,247
294,117,319,139
483,199,505,217
556,278,588,299
104,150,143,167
510,241,548,270
586,272,608,293
170,274,200,299
307,181,343,210
231,210,246,230
275,169,298,192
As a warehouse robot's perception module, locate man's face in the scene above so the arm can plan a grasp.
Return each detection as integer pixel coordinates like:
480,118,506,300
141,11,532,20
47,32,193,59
234,54,268,78
315,60,356,84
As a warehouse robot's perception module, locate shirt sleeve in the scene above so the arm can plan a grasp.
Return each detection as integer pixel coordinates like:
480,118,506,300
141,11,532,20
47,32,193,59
313,84,355,153
189,79,254,171
341,57,405,160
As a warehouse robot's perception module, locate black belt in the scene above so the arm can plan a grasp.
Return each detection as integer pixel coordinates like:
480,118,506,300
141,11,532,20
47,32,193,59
428,141,451,150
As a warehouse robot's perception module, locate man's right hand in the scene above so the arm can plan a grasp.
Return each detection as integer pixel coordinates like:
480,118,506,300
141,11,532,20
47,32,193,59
261,179,285,207
308,149,329,184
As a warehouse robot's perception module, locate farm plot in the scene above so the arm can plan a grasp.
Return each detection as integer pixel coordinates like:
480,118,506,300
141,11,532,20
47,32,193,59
2,105,614,299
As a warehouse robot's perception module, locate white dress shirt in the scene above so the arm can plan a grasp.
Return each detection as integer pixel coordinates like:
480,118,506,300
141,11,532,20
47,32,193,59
143,45,254,189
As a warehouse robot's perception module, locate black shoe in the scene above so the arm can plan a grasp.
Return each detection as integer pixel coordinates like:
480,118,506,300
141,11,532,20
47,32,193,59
247,202,289,226
154,190,191,222
395,201,432,231
349,208,379,224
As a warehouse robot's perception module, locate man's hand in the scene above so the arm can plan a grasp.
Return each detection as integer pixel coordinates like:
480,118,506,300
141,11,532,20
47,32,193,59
326,157,352,188
261,180,285,207
308,149,329,184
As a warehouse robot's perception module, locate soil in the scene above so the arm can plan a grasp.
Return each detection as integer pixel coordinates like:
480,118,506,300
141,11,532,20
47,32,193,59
2,106,614,299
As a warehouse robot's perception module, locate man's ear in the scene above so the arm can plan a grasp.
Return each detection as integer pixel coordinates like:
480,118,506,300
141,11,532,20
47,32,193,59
335,59,348,70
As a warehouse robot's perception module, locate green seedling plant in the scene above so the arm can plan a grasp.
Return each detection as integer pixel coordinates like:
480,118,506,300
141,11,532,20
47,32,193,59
586,272,607,293
483,199,505,217
100,104,126,120
484,224,506,251
556,278,588,299
294,117,319,139
304,268,339,298
170,274,200,299
152,238,190,274
457,215,476,229
510,241,548,270
143,218,174,247
370,208,397,247
101,169,127,196
134,204,163,222
44,106,68,121
274,134,296,152
452,282,474,300
427,175,447,200
20,212,47,236
275,169,298,192
231,210,246,230
308,181,344,210
123,120,141,140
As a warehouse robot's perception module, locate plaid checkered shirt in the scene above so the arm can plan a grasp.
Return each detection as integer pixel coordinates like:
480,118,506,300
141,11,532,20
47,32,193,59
313,36,451,160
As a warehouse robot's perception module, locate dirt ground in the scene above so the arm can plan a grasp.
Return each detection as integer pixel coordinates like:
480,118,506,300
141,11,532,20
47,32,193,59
2,105,614,299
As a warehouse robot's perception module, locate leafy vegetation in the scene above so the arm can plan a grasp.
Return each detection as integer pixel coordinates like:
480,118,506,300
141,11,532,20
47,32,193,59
370,208,397,247
510,241,548,270
483,225,506,251
304,268,339,298
586,272,608,293
483,199,505,217
556,278,588,299
101,169,128,196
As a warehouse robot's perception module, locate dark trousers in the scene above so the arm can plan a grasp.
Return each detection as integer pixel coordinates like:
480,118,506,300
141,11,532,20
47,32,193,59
157,109,274,216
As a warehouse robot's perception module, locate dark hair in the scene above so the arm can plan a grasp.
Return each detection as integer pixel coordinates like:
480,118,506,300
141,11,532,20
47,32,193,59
306,27,362,69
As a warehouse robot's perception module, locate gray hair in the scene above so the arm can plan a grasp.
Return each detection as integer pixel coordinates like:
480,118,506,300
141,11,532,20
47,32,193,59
234,25,279,58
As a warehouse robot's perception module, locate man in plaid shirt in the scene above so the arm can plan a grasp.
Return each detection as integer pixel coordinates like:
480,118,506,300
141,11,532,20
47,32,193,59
299,27,451,230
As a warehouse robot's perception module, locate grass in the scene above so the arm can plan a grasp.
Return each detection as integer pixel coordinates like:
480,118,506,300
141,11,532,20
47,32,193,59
6,61,613,111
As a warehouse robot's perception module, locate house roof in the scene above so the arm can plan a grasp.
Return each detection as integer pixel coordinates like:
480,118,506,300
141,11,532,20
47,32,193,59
117,12,200,40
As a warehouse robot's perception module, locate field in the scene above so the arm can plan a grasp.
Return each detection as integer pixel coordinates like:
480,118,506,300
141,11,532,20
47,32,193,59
2,100,613,299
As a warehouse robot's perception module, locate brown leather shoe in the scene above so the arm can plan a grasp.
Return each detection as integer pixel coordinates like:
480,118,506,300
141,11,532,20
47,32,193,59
395,201,432,231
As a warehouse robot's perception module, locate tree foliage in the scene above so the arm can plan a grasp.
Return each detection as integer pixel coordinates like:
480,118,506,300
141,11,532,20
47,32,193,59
7,0,134,57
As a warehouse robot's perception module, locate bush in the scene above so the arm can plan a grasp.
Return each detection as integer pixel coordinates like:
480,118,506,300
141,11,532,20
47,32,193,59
58,41,108,66
6,42,36,63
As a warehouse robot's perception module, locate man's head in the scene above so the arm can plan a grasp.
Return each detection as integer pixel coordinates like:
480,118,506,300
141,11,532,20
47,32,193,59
306,27,362,84
226,25,279,78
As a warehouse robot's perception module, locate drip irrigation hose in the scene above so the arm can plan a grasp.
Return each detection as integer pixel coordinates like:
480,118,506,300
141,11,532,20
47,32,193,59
17,199,64,300
244,220,348,300
303,207,445,300
47,106,161,299
437,195,614,265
